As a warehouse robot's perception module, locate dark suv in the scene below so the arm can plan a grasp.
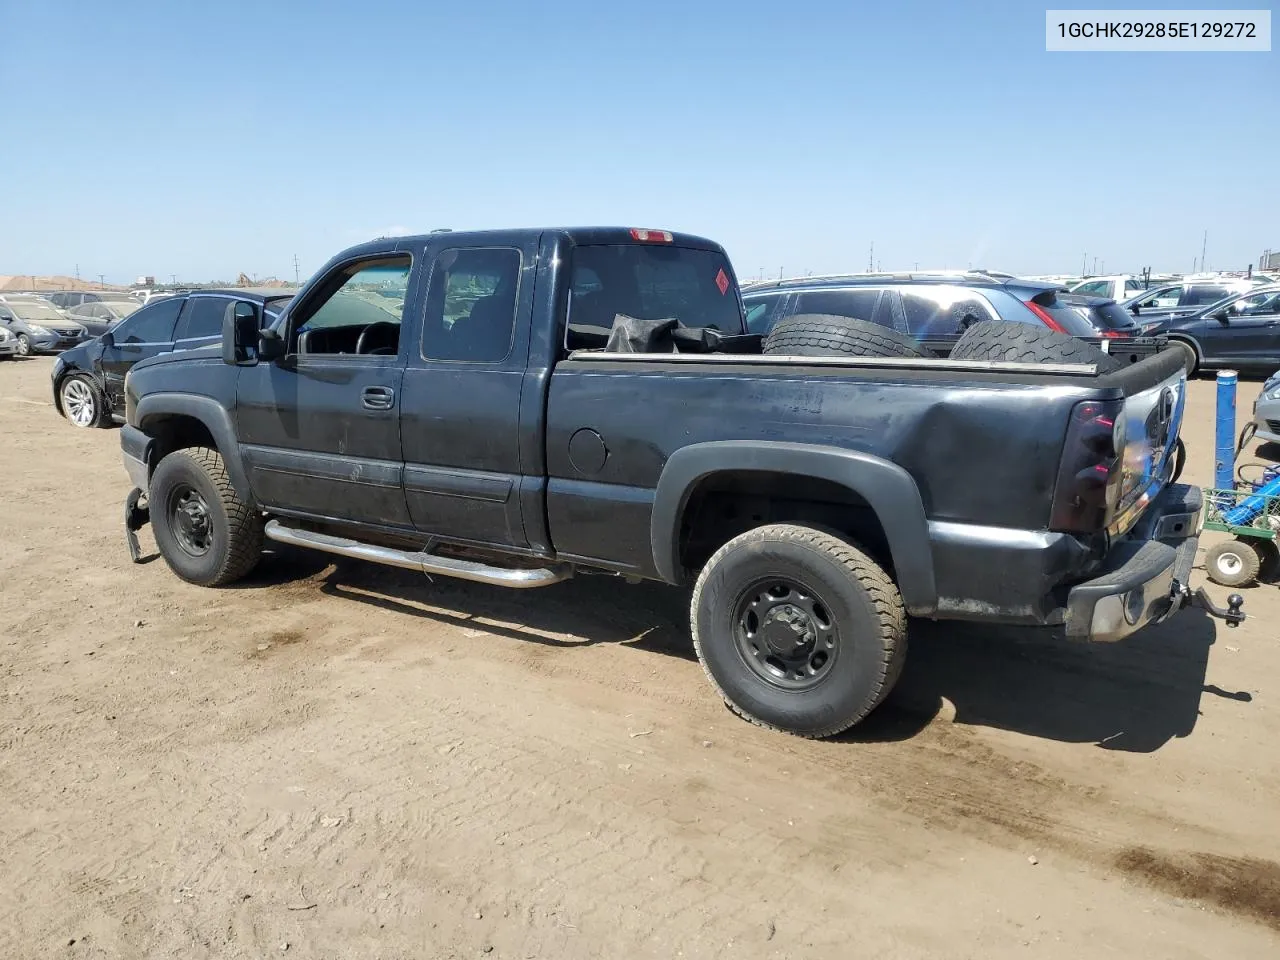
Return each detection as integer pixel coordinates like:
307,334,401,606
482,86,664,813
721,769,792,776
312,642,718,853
52,290,293,428
743,273,1118,356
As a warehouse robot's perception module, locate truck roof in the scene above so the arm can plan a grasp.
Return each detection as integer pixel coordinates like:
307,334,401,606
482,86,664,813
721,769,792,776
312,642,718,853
343,227,728,259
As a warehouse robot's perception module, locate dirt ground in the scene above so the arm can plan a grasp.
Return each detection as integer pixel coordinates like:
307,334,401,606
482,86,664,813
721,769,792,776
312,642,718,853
2,356,1278,960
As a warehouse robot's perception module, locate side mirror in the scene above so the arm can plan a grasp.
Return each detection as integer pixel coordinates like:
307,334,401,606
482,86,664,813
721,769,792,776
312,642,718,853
258,327,285,362
222,300,263,365
1130,304,1140,316
100,331,115,349
1211,307,1230,324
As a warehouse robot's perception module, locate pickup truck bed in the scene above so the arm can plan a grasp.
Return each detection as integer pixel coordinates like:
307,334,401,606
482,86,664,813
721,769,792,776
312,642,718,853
118,227,1242,738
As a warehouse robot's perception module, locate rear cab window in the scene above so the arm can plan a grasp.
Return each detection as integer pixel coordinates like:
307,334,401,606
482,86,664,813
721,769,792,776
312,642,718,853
565,242,743,351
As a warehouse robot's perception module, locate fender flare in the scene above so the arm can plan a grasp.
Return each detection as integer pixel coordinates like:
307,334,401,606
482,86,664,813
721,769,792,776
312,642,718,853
650,440,937,616
135,393,252,503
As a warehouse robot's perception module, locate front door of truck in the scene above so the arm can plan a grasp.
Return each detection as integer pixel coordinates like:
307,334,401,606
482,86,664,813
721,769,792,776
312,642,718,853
399,236,538,549
234,255,414,528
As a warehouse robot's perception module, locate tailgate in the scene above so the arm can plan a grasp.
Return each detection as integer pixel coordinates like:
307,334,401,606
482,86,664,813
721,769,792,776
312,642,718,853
1102,350,1187,536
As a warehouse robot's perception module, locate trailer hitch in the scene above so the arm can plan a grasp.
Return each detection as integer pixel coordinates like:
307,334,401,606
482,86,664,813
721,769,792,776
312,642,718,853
1174,579,1245,627
124,487,150,564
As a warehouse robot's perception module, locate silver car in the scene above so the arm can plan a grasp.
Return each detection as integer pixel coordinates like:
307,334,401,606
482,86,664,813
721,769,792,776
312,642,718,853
1256,370,1280,445
0,325,18,358
0,296,89,355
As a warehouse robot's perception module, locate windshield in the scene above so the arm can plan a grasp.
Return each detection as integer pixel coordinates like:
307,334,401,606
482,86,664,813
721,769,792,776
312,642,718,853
10,301,63,320
566,243,743,351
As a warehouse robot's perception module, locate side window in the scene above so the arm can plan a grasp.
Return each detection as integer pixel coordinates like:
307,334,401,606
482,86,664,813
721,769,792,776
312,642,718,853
743,295,783,335
422,247,520,362
1124,279,1145,296
115,298,183,344
292,256,411,356
901,289,995,338
792,290,881,323
1073,280,1110,297
176,297,230,342
1180,285,1226,307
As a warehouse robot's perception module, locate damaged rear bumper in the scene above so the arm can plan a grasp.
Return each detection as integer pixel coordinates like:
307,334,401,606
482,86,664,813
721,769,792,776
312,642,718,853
1065,484,1242,641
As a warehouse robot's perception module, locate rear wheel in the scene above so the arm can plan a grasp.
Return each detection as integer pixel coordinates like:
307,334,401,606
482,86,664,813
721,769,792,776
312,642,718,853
149,446,264,586
950,320,1121,372
763,315,928,359
691,524,907,738
1204,538,1261,588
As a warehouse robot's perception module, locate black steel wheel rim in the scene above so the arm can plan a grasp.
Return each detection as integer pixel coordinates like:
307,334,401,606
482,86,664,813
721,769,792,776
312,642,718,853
732,577,839,690
168,484,213,557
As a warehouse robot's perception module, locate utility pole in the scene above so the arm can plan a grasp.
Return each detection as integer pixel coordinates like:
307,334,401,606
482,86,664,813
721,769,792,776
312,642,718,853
292,254,300,285
170,274,177,287
778,266,783,279
1082,253,1086,276
97,273,105,289
74,263,80,283
868,242,874,272
1201,229,1208,273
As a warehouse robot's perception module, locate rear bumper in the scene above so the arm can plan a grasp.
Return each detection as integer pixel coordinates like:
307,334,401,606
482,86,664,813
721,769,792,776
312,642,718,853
1064,483,1202,642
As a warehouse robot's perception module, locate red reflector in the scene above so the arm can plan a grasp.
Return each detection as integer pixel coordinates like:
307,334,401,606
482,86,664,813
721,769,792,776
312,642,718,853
1099,330,1127,338
629,228,673,243
715,268,729,295
1024,299,1066,333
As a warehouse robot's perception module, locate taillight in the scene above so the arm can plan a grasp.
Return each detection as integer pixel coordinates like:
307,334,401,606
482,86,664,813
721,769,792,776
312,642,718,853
1024,299,1066,333
1050,398,1126,533
629,228,674,243
1099,330,1126,339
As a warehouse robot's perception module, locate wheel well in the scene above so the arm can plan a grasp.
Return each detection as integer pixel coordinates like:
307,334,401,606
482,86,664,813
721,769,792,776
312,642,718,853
143,414,218,470
677,471,892,577
1166,334,1200,362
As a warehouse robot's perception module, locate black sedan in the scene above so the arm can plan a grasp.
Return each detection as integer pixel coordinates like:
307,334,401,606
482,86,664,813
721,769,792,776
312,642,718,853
65,299,141,337
52,290,293,428
1139,284,1280,374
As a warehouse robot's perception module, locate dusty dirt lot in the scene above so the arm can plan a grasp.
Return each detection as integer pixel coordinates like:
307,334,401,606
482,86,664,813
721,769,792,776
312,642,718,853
2,356,1278,959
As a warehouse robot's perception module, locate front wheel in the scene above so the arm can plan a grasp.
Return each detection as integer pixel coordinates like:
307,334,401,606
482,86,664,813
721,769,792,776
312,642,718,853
16,334,32,357
59,375,111,428
149,446,264,586
691,524,907,738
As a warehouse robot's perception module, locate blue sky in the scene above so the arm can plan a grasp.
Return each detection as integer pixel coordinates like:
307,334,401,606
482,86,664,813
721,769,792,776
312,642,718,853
1,0,1275,283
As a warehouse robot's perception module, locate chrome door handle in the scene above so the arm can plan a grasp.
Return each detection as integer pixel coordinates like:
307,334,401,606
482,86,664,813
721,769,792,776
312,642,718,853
361,386,395,410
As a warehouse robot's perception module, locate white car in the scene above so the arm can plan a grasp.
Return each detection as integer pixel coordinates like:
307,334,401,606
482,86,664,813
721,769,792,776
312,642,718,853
0,325,17,358
1068,275,1150,302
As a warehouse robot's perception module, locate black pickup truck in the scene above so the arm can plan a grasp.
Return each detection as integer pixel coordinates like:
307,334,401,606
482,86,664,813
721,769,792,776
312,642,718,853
118,227,1242,738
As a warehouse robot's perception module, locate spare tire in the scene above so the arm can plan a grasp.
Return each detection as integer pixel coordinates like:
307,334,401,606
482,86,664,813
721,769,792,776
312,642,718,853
949,320,1122,373
763,314,927,359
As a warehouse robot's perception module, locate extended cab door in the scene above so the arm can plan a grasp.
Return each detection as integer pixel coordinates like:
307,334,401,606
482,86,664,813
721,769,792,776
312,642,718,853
235,255,414,528
99,296,184,415
398,235,539,548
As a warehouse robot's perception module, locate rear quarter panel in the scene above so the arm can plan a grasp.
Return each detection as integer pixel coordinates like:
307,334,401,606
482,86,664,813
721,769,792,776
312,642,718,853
545,359,1093,576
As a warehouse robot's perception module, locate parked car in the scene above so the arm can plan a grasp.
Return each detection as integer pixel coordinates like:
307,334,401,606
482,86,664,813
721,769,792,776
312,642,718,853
0,296,89,355
741,272,1155,362
66,299,141,337
0,325,18,359
1255,369,1280,446
1061,293,1143,336
1068,275,1150,302
114,227,1238,739
52,290,292,428
46,291,109,311
1139,284,1280,373
1125,278,1261,323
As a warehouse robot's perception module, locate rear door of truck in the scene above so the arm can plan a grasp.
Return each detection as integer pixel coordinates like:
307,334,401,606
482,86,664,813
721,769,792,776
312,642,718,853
398,232,541,549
